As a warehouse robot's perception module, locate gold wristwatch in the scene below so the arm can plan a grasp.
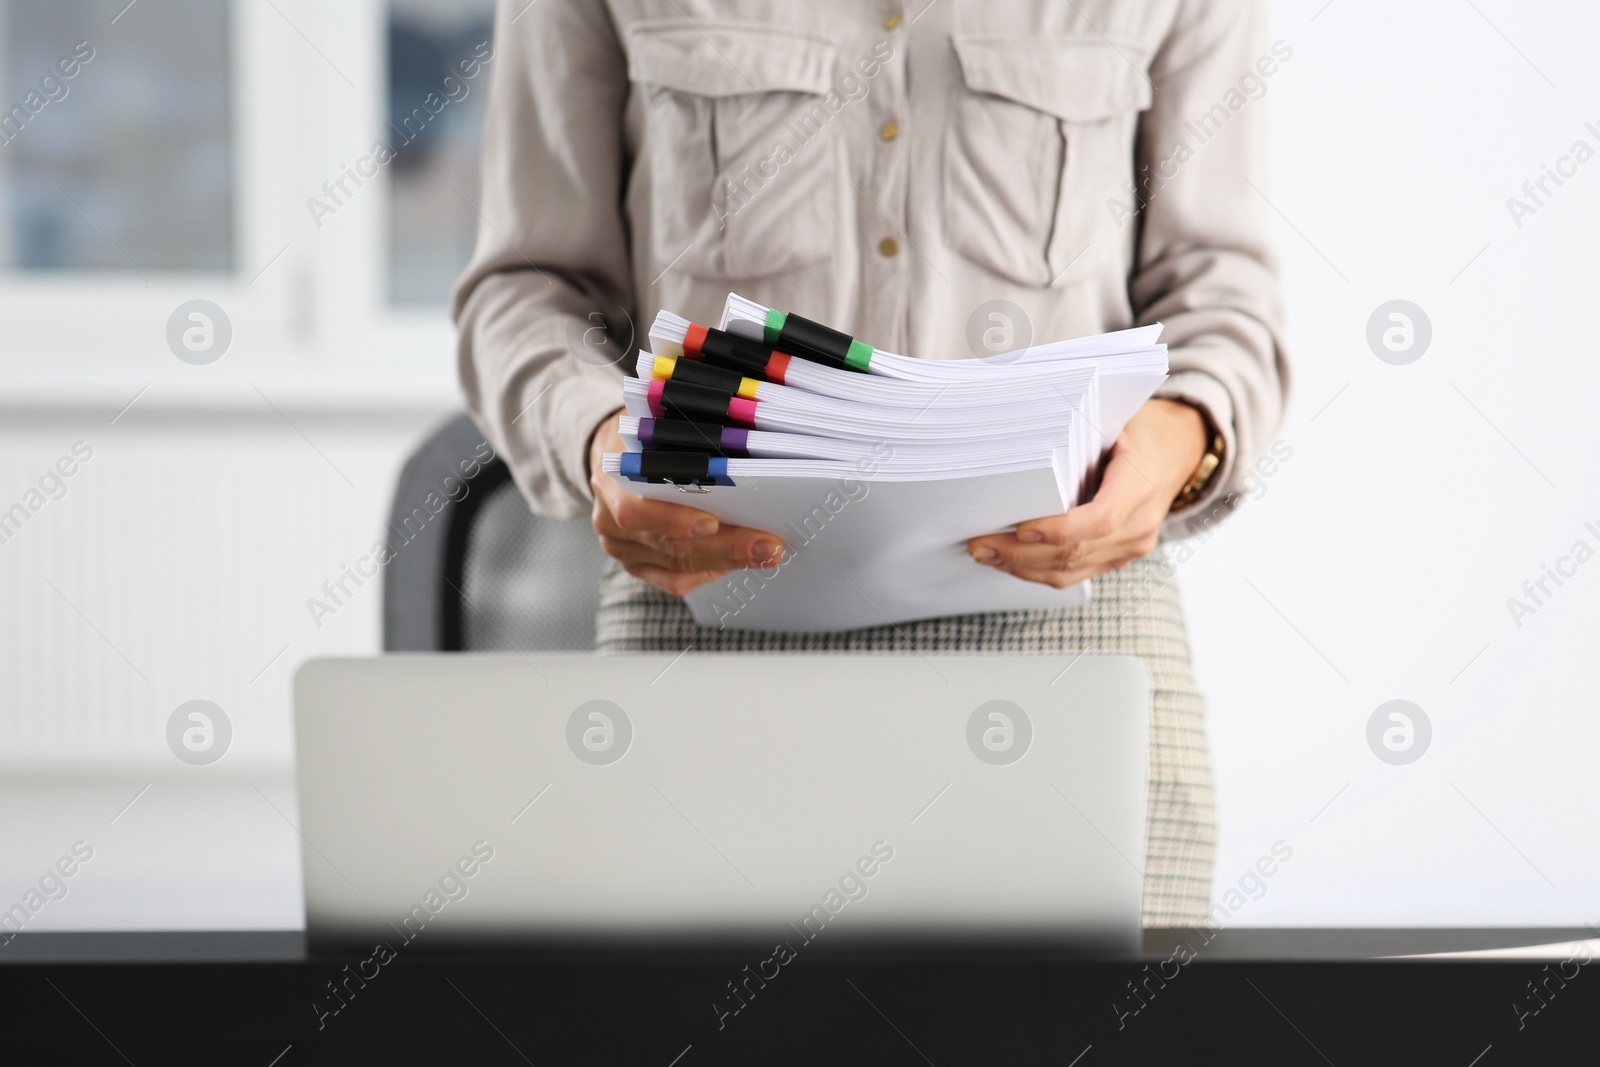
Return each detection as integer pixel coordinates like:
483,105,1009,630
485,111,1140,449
1171,431,1226,512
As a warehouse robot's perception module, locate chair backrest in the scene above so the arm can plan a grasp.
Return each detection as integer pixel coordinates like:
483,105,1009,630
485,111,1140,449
382,414,606,652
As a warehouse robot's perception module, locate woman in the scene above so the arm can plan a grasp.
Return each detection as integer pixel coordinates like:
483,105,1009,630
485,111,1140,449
454,0,1287,925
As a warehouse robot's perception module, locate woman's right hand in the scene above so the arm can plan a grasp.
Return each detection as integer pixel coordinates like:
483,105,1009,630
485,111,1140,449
588,409,785,598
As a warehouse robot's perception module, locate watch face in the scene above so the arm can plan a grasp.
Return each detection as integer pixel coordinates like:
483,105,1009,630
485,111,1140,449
1174,437,1224,509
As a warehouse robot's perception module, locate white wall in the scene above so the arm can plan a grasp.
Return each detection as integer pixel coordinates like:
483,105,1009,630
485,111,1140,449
1189,0,1600,923
0,401,447,930
1,403,448,775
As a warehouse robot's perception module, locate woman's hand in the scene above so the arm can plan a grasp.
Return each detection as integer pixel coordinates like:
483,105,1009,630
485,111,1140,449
966,399,1210,589
588,409,785,597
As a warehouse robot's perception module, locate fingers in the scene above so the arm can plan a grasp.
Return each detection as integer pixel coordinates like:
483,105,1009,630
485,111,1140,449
599,533,781,572
1014,450,1143,547
594,473,722,540
999,545,1148,589
998,565,1100,590
591,461,784,567
595,509,783,568
969,505,1113,570
592,486,783,575
977,535,1146,582
973,522,1160,573
620,562,739,598
968,498,1136,571
585,411,780,591
967,449,1158,571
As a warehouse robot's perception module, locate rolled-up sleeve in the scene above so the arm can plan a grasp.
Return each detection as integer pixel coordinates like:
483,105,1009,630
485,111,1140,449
1130,0,1290,540
452,0,633,521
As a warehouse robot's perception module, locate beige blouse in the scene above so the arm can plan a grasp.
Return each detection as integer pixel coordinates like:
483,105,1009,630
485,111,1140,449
454,0,1288,540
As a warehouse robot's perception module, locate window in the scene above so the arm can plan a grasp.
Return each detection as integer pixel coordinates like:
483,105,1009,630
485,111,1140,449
0,0,494,398
0,0,233,274
386,0,495,306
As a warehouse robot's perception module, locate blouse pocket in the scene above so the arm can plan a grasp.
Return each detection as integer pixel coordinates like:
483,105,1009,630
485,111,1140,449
627,21,840,282
944,36,1152,288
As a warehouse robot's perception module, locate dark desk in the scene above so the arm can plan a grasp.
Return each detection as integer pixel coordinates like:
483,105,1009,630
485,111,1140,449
4,929,1595,1064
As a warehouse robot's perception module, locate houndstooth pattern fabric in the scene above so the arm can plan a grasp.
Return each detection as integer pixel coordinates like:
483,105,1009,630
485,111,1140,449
594,554,1216,927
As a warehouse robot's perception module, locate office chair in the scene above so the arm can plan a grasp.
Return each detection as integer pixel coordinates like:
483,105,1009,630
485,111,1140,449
382,414,607,652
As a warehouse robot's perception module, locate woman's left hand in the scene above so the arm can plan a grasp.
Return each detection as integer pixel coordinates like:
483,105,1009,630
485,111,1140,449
966,398,1210,588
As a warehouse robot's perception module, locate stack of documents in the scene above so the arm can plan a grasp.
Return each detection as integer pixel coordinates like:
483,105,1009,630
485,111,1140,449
603,293,1168,633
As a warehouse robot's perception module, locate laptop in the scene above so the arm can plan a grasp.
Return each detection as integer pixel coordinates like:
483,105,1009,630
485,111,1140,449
293,653,1149,953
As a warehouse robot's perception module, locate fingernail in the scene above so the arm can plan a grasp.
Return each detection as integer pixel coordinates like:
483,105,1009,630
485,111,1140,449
690,520,717,537
751,540,780,561
974,548,998,563
1018,530,1043,543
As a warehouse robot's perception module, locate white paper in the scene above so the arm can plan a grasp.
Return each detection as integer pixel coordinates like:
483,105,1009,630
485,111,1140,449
614,460,1092,633
611,297,1170,633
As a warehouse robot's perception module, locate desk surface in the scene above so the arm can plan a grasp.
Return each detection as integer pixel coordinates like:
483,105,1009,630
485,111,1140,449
3,926,1594,963
6,928,1597,1064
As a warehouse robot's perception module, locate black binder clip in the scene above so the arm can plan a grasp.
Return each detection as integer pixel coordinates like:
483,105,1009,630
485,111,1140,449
621,450,733,491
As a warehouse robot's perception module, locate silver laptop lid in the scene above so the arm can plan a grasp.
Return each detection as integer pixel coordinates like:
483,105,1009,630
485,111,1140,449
294,653,1148,951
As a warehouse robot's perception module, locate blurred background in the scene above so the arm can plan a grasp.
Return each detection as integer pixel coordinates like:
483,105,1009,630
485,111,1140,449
1,0,1597,932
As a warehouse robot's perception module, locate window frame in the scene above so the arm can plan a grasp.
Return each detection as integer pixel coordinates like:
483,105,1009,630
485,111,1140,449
0,0,463,408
